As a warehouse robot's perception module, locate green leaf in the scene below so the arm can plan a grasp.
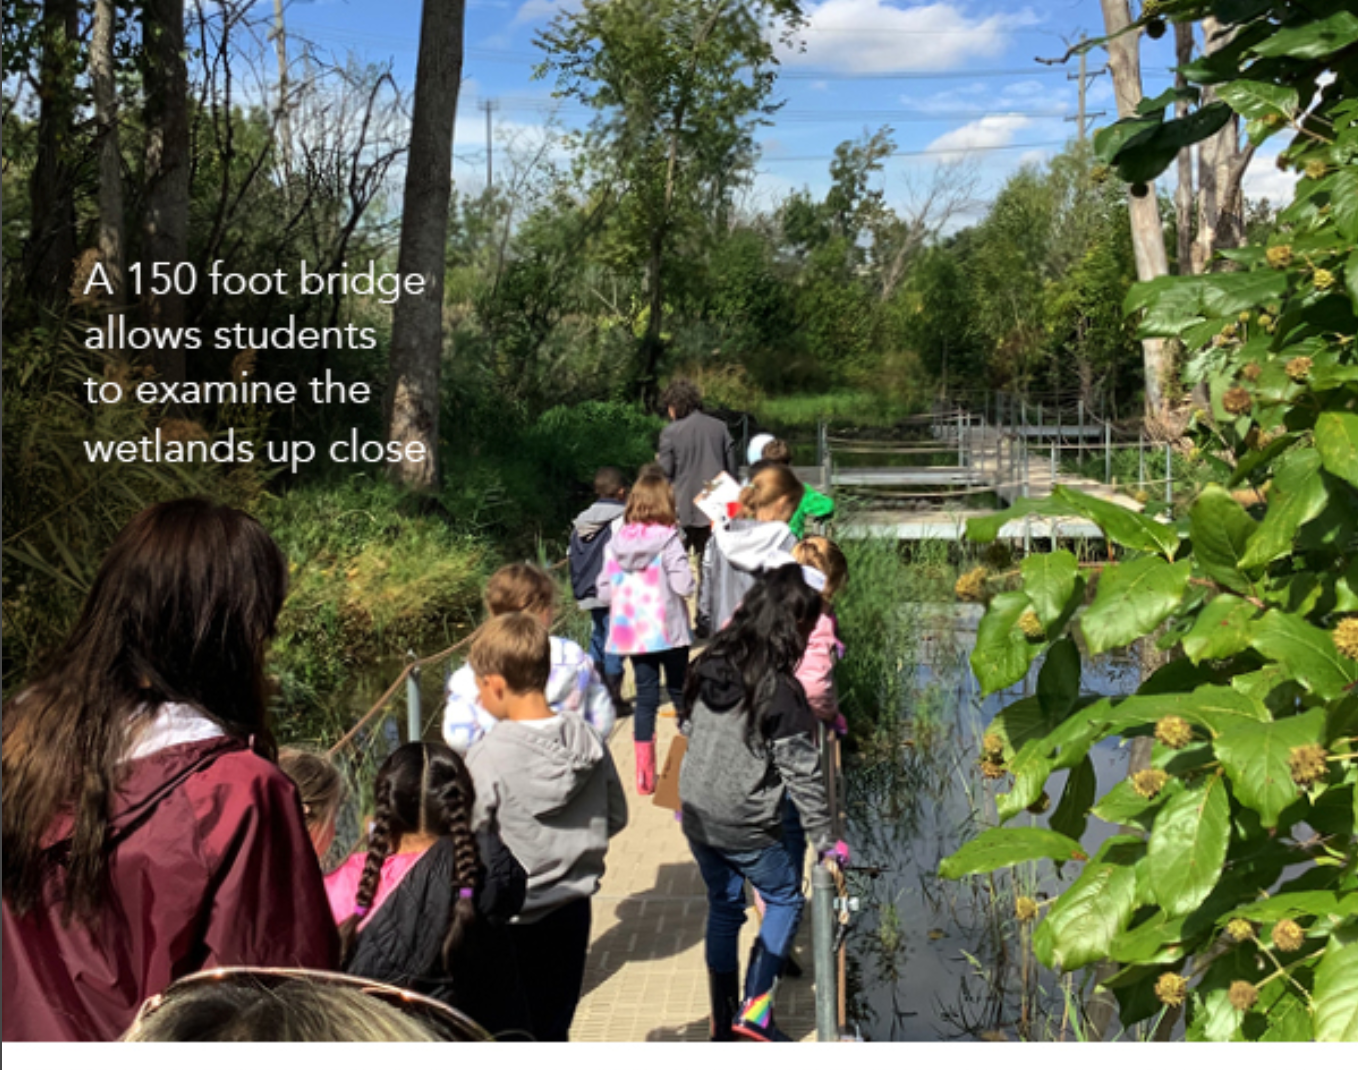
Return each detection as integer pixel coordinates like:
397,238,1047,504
1032,852,1139,972
1189,484,1259,593
987,697,1050,753
1037,637,1080,721
1053,485,1180,557
937,826,1088,879
998,739,1054,822
1251,9,1358,60
1227,890,1358,926
1335,169,1358,243
1092,776,1184,831
1081,556,1192,656
1021,550,1078,631
1251,610,1358,700
1049,755,1097,843
1109,910,1193,964
1111,102,1234,184
1146,776,1232,916
1101,684,1269,736
1215,709,1327,827
1239,449,1327,569
1216,79,1299,121
1314,936,1358,1041
1316,411,1358,488
1200,269,1290,315
1182,594,1258,664
970,590,1039,695
964,496,1073,543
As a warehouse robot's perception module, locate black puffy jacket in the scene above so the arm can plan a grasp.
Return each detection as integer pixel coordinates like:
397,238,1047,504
346,829,532,1039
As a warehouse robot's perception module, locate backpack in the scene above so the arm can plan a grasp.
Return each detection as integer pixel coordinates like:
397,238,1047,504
569,524,613,601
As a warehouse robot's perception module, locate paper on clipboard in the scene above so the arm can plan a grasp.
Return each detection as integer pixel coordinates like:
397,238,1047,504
693,471,741,524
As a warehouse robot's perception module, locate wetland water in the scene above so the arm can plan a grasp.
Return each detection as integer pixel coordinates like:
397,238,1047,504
843,605,1142,1041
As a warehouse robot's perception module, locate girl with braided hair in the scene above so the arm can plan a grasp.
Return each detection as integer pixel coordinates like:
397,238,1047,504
324,742,531,1039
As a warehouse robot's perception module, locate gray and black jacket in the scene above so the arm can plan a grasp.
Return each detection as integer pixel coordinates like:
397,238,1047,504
679,656,833,856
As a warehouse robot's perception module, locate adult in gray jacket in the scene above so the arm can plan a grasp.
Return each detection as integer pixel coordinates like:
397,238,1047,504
679,566,849,1043
658,379,738,624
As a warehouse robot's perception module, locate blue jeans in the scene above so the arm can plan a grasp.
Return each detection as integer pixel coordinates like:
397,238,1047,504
688,837,804,997
630,647,687,743
588,608,623,678
782,797,807,882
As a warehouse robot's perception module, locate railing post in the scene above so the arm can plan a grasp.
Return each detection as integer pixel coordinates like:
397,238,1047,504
1165,442,1173,506
957,408,964,469
406,656,422,744
813,863,838,1042
1078,400,1085,465
1104,419,1112,486
740,413,749,471
1139,432,1146,493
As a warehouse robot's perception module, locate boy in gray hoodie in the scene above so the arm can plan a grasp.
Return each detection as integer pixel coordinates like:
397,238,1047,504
569,466,629,708
466,613,629,1041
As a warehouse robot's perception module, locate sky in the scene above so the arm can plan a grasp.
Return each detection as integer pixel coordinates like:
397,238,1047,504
271,0,1299,225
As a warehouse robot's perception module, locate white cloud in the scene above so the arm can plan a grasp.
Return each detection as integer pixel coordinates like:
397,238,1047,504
899,79,1068,115
1242,154,1299,206
782,0,1041,74
925,114,1033,161
514,0,576,26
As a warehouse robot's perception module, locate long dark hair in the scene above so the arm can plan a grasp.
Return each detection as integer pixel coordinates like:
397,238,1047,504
682,564,821,742
2,498,288,921
338,743,480,972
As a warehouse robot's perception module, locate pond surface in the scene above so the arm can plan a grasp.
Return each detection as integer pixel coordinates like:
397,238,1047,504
843,605,1142,1042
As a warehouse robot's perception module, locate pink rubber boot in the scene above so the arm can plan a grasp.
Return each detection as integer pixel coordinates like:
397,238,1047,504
635,740,656,795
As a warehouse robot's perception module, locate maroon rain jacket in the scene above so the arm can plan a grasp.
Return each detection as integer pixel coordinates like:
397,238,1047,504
2,736,339,1041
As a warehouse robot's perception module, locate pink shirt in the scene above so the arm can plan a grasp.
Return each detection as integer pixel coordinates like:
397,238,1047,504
795,611,843,724
324,849,430,930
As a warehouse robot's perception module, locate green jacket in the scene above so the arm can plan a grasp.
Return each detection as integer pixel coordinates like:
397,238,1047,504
789,485,835,539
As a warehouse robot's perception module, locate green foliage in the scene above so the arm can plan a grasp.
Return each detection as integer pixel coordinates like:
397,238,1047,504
261,477,491,735
943,1,1358,1041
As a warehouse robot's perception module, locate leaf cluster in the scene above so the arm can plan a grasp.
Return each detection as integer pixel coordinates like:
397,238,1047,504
942,0,1358,1042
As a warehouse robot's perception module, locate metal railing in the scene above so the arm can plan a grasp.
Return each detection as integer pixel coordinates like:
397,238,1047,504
811,725,852,1041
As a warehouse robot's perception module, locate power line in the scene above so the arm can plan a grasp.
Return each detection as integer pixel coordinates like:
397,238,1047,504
760,140,1066,162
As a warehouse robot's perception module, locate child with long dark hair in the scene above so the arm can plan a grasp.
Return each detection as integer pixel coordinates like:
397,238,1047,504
679,565,850,1042
2,498,337,1042
596,473,694,794
326,741,530,1039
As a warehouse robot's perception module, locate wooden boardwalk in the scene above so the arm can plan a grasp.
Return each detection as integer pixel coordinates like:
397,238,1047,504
572,711,819,1043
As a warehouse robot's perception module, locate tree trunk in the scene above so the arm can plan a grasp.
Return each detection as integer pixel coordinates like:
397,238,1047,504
141,0,190,383
1100,0,1172,415
92,0,125,305
1191,19,1254,274
24,0,80,305
384,0,466,492
1174,22,1194,275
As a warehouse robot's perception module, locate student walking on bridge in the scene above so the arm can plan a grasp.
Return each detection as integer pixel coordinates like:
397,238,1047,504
679,566,850,1042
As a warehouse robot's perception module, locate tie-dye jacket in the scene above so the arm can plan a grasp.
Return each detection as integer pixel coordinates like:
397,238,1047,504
441,634,615,754
596,522,694,655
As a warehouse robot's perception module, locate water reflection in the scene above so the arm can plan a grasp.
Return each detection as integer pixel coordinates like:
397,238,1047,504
844,605,1141,1041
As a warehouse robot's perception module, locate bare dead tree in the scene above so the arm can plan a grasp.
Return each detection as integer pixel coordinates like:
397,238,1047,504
876,158,982,301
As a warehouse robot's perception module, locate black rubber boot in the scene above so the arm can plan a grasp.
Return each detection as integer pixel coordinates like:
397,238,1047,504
708,970,740,1041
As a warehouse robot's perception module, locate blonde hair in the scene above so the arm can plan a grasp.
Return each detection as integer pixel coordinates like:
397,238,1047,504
484,562,556,617
737,464,803,523
468,613,550,694
278,747,346,832
792,537,848,602
624,474,678,527
122,972,476,1042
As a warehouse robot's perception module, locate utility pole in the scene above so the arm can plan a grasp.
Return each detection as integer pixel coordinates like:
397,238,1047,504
481,98,497,190
1037,35,1107,144
270,0,291,181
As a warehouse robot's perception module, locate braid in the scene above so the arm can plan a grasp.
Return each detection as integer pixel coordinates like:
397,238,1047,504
337,773,397,965
435,772,482,971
